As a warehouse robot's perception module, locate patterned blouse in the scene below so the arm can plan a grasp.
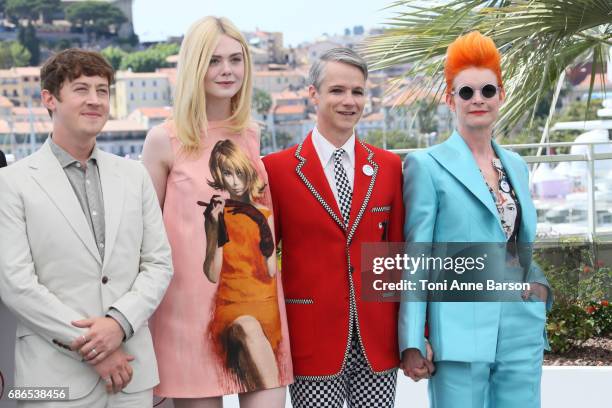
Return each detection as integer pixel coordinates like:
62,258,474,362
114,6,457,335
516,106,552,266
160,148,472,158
482,158,521,242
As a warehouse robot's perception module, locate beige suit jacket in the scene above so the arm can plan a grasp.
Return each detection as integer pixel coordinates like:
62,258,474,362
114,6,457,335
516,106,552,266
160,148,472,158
0,140,173,399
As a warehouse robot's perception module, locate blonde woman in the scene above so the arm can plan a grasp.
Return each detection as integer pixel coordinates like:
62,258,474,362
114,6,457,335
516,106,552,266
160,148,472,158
142,16,292,408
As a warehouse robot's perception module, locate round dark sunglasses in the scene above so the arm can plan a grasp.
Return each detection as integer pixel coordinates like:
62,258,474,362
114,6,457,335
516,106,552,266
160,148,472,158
452,84,500,100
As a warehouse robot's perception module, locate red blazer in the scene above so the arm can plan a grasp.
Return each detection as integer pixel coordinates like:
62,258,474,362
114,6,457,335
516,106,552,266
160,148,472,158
263,133,404,378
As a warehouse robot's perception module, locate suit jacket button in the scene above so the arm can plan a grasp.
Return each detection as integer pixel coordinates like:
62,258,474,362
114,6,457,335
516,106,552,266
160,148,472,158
101,276,109,284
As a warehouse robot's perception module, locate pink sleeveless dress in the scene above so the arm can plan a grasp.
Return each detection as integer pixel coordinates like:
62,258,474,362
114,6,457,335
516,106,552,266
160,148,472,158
150,120,293,397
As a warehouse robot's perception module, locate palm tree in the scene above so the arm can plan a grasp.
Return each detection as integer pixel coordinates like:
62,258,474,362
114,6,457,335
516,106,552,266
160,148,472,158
363,0,612,143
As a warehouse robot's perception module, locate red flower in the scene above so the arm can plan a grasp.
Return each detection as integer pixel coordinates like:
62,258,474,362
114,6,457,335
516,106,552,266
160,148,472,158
596,260,605,268
585,306,596,314
601,300,609,307
583,265,592,273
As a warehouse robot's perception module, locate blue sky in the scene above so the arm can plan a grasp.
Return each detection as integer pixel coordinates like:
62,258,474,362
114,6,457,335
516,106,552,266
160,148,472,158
132,0,398,46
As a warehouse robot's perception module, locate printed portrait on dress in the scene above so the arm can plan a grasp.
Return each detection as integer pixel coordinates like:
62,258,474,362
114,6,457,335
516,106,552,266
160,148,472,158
199,139,284,392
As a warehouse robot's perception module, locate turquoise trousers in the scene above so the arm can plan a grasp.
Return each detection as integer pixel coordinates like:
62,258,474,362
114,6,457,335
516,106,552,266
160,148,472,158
429,300,546,408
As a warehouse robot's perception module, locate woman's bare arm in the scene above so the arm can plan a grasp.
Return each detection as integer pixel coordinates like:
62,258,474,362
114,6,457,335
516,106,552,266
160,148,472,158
141,125,174,209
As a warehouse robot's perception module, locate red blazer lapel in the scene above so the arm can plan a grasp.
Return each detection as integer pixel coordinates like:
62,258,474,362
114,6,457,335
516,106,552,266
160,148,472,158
347,140,378,244
295,132,346,232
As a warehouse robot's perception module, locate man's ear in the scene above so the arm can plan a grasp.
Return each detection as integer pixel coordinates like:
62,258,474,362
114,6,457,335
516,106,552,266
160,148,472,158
41,89,56,113
308,84,319,106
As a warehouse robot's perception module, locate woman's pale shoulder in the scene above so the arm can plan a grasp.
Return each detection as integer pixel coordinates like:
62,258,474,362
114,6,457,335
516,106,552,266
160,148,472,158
146,121,176,145
148,120,176,139
143,121,175,159
245,120,262,137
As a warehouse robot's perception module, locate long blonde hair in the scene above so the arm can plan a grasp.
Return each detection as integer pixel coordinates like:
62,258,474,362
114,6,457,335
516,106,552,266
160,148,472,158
173,16,253,152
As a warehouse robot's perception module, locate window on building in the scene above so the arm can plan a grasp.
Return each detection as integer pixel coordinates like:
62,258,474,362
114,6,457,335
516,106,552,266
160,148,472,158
153,92,158,100
153,80,157,87
130,93,134,101
142,81,146,87
2,90,7,96
143,92,147,100
130,81,134,87
13,90,17,97
23,77,29,82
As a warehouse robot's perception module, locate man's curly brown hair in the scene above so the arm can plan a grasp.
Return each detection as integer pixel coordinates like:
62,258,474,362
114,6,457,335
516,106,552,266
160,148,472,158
40,48,114,115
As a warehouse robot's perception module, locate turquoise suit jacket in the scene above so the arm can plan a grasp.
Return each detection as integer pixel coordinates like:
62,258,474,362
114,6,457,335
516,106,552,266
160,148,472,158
399,130,551,363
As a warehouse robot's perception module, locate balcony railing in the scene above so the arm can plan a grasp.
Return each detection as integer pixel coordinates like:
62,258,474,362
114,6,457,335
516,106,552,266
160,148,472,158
390,140,612,242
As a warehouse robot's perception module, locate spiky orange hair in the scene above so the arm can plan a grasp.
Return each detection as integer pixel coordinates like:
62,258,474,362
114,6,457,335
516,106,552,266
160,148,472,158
444,31,502,95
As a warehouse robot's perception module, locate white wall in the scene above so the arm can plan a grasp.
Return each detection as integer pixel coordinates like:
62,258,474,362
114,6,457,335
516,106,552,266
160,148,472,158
155,366,612,408
2,302,610,408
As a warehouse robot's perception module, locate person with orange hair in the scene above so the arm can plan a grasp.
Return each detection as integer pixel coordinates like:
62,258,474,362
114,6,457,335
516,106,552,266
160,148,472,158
399,31,551,407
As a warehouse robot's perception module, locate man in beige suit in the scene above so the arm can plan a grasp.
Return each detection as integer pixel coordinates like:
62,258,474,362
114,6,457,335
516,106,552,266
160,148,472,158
0,49,173,407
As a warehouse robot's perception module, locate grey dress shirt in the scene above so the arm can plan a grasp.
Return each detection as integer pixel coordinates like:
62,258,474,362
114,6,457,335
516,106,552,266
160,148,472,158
48,137,133,340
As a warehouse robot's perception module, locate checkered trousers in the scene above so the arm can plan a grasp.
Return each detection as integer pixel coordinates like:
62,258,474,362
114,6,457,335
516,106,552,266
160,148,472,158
289,331,397,408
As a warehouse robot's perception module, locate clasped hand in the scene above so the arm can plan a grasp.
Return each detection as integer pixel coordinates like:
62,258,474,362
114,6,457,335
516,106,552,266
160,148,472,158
400,342,435,382
70,316,132,393
522,282,548,302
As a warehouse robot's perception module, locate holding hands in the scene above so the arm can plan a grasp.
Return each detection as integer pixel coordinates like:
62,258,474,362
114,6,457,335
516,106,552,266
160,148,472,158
400,341,435,382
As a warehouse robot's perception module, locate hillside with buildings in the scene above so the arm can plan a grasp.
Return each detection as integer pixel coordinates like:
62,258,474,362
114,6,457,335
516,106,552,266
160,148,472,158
0,1,450,160
0,1,610,162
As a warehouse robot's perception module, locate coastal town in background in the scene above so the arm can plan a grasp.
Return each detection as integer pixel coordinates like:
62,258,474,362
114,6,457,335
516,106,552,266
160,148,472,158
0,0,611,239
0,2,610,407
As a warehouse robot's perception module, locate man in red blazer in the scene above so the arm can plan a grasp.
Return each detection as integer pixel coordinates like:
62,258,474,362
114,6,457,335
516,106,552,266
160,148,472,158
263,48,404,408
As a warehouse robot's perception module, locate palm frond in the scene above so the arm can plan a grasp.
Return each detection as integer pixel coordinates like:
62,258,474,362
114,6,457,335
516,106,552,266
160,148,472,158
362,0,612,135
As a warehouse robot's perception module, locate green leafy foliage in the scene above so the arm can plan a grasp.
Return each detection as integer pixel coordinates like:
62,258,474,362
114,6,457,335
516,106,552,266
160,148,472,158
65,0,127,39
537,243,612,353
253,88,272,116
363,0,612,136
5,0,39,22
585,300,612,337
18,22,39,65
0,40,31,68
119,43,179,73
101,46,127,70
4,0,59,22
363,129,419,150
546,304,595,354
35,0,59,23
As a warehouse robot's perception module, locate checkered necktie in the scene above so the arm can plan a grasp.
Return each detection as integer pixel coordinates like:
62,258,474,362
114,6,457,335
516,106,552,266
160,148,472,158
333,148,352,228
